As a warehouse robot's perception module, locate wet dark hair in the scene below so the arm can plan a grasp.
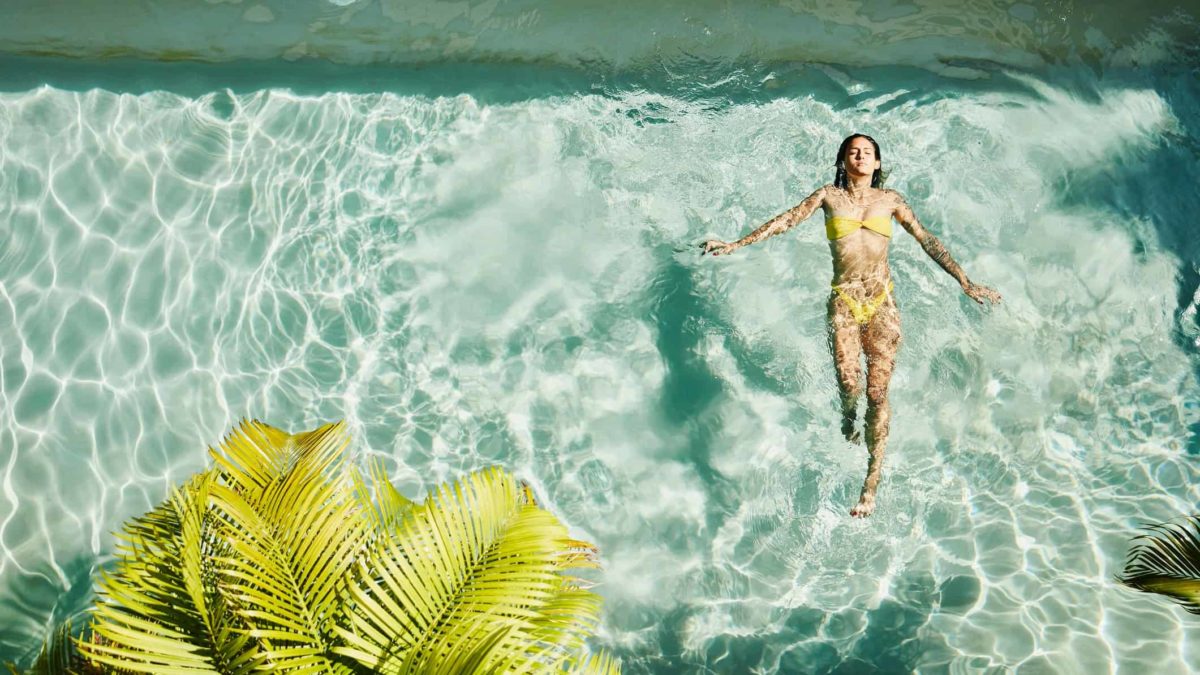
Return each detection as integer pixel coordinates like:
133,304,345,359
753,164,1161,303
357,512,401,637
834,133,884,189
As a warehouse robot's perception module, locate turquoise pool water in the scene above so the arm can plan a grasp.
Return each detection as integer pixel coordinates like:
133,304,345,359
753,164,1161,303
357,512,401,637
2,2,1200,672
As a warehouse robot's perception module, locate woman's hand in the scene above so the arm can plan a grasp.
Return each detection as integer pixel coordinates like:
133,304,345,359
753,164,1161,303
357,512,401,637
699,239,741,256
963,281,1001,305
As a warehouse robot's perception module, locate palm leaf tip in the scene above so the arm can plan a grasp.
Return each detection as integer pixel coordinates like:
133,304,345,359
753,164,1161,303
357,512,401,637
1117,516,1200,614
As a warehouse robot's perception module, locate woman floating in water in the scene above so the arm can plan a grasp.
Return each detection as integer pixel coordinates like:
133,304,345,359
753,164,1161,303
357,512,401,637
700,134,1001,518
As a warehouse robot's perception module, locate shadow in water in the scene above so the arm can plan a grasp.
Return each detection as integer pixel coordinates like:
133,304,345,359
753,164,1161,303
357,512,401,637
642,252,822,536
643,254,738,534
1050,63,1200,452
0,555,97,668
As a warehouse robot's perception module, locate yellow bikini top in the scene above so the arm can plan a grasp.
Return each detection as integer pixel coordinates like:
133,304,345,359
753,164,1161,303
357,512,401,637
825,214,893,240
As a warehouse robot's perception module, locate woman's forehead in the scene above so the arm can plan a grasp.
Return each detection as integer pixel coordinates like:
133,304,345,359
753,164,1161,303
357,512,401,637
847,138,874,150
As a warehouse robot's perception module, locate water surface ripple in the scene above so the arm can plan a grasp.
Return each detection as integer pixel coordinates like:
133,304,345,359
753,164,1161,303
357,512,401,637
1,61,1199,673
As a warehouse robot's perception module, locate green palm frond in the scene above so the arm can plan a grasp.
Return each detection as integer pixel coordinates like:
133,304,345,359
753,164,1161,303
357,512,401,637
78,473,251,674
1117,515,1200,614
570,649,622,675
527,585,603,656
210,420,347,509
78,421,359,674
333,467,604,674
351,457,414,535
208,420,363,673
17,619,95,675
207,420,301,499
432,625,513,675
66,419,617,674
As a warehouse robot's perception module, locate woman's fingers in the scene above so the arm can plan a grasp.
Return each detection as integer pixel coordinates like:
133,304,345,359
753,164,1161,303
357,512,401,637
967,285,1001,305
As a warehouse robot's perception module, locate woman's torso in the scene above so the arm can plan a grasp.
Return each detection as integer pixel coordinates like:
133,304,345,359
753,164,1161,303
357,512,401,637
823,187,896,296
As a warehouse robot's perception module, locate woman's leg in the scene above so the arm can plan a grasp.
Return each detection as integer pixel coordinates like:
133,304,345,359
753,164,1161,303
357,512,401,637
851,301,902,518
827,295,863,443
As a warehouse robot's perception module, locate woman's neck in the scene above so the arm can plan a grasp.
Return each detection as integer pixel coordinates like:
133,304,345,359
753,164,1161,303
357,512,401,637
845,176,873,201
846,176,872,193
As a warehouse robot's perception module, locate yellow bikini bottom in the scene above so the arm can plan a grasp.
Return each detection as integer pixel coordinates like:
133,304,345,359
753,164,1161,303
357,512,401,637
832,280,894,325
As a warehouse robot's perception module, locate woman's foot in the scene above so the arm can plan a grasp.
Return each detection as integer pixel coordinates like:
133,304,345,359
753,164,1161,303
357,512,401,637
850,491,876,518
841,416,862,444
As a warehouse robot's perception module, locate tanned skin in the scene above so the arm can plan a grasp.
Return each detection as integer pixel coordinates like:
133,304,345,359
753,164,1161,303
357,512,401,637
699,137,1000,517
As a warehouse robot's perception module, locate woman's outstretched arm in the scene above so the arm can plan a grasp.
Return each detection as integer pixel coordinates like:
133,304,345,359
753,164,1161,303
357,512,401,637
891,191,1001,304
700,186,827,256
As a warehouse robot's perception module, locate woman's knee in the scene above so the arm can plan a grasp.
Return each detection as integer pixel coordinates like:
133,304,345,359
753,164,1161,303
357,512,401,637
838,373,861,397
866,381,889,406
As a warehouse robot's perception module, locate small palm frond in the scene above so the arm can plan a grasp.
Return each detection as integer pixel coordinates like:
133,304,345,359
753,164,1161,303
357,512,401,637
334,466,607,674
78,420,362,674
78,473,251,673
1117,516,1200,614
208,420,298,498
19,619,93,675
351,457,414,535
527,585,603,656
210,420,347,508
208,420,364,673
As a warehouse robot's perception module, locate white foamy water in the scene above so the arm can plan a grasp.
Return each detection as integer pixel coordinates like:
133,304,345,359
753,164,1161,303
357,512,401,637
1,69,1198,672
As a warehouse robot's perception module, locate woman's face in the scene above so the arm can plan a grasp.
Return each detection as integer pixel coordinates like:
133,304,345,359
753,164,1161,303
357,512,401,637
843,137,881,178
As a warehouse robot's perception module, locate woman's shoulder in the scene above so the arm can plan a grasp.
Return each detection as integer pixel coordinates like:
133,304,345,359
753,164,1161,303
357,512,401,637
803,184,837,207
